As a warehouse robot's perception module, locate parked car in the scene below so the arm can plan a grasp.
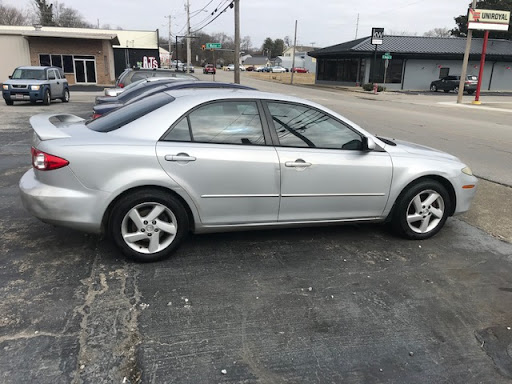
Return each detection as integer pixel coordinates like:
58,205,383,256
178,64,195,73
92,81,255,119
115,68,198,88
2,66,69,106
245,66,255,72
103,79,147,97
292,67,309,73
430,75,478,94
203,64,216,74
256,66,271,72
20,89,477,262
271,66,287,73
226,64,235,71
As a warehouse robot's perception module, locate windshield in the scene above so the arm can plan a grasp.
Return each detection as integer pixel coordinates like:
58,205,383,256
12,68,46,80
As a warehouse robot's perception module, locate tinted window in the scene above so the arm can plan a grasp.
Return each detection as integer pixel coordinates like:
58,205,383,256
51,55,62,69
182,101,265,145
39,55,51,66
87,93,174,132
163,117,191,141
63,55,74,73
267,102,363,150
131,72,153,82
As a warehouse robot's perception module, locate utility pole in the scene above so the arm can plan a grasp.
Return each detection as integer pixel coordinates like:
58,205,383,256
457,0,477,104
355,13,359,39
290,20,297,85
165,14,172,68
234,0,240,84
186,0,191,74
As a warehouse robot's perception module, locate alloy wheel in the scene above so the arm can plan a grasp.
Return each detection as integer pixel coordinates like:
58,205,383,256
406,189,445,234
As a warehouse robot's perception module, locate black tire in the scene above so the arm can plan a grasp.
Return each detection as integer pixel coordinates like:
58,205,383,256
430,84,437,92
392,179,451,240
467,90,474,95
61,88,70,102
443,90,449,93
109,189,189,262
42,89,51,105
5,99,13,106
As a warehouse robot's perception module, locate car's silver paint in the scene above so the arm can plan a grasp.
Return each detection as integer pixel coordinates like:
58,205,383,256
20,89,478,236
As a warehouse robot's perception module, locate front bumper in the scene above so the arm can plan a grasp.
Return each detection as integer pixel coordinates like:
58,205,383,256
452,173,478,215
19,168,110,233
3,89,43,102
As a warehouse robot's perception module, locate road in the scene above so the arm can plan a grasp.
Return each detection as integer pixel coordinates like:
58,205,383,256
0,81,511,384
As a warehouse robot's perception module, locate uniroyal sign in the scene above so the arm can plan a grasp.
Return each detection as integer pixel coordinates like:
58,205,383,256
468,8,510,31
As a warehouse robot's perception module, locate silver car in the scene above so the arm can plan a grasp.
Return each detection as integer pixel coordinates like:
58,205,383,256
20,89,477,262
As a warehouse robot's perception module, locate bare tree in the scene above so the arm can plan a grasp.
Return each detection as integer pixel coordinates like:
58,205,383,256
423,28,452,37
53,2,92,28
0,3,29,25
386,30,418,36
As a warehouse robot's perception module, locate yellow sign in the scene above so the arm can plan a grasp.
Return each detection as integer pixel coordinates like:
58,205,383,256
468,9,510,31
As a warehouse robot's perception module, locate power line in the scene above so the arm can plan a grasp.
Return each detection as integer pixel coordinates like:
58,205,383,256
190,0,232,33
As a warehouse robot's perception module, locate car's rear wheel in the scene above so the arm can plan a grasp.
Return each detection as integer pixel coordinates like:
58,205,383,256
467,90,474,95
392,179,451,240
5,99,13,106
430,84,437,92
61,89,70,102
42,89,51,105
109,189,189,262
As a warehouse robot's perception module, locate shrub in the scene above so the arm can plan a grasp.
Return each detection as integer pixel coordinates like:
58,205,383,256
362,83,386,92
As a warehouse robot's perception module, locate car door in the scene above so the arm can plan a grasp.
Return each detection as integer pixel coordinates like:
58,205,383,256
264,101,393,222
156,100,280,225
48,69,63,97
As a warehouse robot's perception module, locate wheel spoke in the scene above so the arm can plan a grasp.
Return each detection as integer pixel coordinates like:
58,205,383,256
419,216,431,233
145,205,165,221
412,196,422,213
430,207,444,219
423,192,440,208
148,232,160,253
407,214,423,224
124,232,147,243
128,209,144,230
156,220,176,235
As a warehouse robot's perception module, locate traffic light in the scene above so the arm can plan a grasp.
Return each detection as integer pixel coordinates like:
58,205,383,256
201,44,206,51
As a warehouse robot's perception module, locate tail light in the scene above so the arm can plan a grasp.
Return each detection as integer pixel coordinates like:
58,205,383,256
92,113,102,119
118,83,124,88
465,81,471,84
31,147,69,171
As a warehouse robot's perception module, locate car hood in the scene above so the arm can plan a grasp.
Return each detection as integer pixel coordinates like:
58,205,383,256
4,79,47,85
385,138,460,162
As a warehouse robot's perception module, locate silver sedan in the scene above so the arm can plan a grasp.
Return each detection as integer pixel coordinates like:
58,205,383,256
20,89,477,262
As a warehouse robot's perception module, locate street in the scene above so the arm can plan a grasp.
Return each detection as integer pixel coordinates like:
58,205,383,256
0,76,511,384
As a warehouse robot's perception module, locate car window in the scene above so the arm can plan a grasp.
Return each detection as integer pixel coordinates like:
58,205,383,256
48,70,56,80
12,68,46,80
267,102,363,150
87,93,174,132
131,73,152,82
467,75,477,80
163,101,266,145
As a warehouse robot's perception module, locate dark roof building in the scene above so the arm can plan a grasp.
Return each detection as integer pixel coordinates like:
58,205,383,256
308,36,512,91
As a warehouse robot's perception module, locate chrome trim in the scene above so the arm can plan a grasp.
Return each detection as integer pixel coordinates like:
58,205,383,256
201,194,280,198
282,193,386,197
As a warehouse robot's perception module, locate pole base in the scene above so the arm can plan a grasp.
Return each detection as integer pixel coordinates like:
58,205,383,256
472,100,482,105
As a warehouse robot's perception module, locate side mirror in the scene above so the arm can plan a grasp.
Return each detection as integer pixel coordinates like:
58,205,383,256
8,76,12,79
364,137,376,151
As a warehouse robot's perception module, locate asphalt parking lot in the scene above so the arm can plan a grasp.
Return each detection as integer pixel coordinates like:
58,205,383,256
1,93,512,384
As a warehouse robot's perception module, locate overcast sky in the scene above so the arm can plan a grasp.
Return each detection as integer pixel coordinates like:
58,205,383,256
5,0,471,48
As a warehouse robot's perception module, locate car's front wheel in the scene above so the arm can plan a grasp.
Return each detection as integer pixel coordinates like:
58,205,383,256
430,84,437,92
5,99,13,106
42,89,51,105
392,179,451,240
109,189,189,262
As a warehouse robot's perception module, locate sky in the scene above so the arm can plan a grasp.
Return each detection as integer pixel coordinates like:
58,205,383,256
4,0,472,48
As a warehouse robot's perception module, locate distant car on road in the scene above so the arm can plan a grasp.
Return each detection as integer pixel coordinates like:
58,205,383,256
226,64,235,71
178,64,195,73
116,68,198,88
271,66,287,73
292,67,309,73
430,75,477,94
256,66,271,72
203,64,216,74
2,66,69,105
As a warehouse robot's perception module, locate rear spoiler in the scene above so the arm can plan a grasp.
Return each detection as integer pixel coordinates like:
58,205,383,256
29,113,84,140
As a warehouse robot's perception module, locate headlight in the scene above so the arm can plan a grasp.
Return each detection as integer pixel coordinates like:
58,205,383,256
2,85,8,90
461,166,473,176
30,85,40,91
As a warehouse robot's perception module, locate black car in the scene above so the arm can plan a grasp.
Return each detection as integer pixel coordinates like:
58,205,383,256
116,68,198,88
430,75,478,94
92,81,256,119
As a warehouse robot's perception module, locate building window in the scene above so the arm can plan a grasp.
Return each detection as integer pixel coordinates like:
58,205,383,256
63,56,74,73
51,55,62,69
39,54,51,66
39,54,75,73
317,59,360,82
372,59,403,84
439,67,449,78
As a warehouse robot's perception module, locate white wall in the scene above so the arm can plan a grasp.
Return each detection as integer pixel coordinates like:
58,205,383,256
0,35,30,81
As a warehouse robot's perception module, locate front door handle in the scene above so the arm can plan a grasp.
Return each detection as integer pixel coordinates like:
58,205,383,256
164,153,196,162
285,159,312,168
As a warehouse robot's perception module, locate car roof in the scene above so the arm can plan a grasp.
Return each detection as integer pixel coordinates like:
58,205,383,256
16,66,51,70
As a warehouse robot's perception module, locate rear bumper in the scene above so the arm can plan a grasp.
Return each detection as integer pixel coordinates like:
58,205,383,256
19,169,109,233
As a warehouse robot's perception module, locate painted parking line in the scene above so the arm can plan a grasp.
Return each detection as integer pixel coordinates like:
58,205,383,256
438,101,512,113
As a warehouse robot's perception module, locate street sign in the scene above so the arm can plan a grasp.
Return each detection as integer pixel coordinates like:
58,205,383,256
382,53,392,60
371,28,384,45
206,43,222,49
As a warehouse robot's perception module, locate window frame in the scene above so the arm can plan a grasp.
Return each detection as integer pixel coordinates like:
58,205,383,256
160,99,272,147
261,100,365,151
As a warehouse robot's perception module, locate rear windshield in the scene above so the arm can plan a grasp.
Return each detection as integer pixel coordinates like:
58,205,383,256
467,75,478,80
12,68,46,80
87,92,174,132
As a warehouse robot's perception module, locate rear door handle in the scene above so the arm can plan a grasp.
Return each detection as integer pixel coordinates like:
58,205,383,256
285,159,311,168
164,153,196,162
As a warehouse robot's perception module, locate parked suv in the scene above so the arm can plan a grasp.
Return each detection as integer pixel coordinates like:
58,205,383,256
430,75,478,94
2,66,69,105
115,68,198,88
